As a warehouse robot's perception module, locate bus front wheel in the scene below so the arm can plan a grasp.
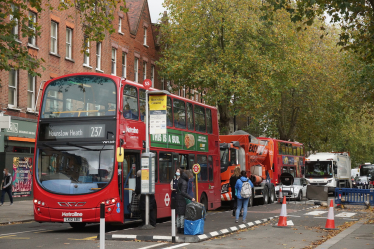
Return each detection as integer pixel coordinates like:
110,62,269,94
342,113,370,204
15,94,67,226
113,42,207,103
69,222,86,229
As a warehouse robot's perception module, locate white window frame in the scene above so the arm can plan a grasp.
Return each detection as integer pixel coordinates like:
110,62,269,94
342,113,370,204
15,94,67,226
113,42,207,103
10,4,19,38
134,57,139,82
50,21,58,54
122,52,127,77
143,61,147,81
151,65,155,87
111,48,117,75
96,42,102,71
27,74,36,110
28,11,37,46
66,28,72,59
118,17,123,34
83,37,90,66
143,27,147,45
8,69,18,108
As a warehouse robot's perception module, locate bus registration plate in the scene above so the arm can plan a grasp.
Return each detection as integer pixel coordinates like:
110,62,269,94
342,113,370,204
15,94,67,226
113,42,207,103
64,218,82,222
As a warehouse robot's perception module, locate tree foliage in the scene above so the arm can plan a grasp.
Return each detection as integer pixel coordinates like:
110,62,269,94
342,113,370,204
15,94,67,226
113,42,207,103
0,0,126,79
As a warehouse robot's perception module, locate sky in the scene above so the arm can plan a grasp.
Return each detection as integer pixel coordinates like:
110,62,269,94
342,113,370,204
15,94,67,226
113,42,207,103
148,0,166,23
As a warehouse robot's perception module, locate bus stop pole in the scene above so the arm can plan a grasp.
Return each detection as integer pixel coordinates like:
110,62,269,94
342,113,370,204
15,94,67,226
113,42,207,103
100,202,105,249
145,90,150,227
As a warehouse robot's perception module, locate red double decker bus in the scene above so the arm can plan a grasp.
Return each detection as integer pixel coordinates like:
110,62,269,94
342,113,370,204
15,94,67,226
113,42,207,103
33,73,221,228
258,138,305,185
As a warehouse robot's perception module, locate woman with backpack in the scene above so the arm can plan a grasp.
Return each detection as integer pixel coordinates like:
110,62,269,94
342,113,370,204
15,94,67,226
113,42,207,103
235,170,254,223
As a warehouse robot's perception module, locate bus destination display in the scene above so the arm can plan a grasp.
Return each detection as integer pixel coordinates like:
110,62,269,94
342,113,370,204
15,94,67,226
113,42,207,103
44,124,106,139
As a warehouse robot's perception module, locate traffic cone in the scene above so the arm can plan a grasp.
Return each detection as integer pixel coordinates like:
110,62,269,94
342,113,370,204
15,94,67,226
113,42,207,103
278,187,283,203
277,196,287,227
324,200,338,230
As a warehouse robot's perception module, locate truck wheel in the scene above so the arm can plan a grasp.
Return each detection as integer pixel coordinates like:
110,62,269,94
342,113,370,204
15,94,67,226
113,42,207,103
69,222,86,229
248,192,254,207
269,186,275,203
260,186,269,205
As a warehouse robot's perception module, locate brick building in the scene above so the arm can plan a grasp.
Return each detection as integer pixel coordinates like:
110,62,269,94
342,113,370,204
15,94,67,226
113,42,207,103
0,0,162,198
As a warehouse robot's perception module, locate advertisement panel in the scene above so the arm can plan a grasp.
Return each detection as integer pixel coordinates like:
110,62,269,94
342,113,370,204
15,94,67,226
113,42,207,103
12,157,33,197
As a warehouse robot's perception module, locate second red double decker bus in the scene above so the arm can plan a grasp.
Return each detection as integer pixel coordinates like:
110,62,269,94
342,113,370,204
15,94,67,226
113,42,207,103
33,73,221,228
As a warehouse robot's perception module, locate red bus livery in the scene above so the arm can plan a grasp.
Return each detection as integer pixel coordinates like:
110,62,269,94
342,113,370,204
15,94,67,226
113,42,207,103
33,73,221,228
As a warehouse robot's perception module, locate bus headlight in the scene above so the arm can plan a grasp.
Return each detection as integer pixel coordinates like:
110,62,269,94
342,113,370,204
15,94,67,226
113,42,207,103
221,184,229,194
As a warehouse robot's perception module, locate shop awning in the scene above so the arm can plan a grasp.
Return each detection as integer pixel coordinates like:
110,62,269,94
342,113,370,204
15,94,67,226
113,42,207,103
7,136,35,143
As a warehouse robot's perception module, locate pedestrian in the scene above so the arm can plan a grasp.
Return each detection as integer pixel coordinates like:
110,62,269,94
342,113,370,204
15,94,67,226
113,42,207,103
135,170,157,227
229,167,241,216
235,170,253,223
0,168,13,206
175,169,195,234
187,170,194,199
170,168,181,209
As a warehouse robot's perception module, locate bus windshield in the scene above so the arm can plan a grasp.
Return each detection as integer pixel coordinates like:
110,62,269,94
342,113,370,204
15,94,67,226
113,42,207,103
37,144,114,194
305,161,333,178
41,75,117,118
360,165,374,176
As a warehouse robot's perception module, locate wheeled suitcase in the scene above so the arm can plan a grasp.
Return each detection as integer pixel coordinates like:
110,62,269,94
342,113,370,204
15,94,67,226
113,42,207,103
185,202,206,221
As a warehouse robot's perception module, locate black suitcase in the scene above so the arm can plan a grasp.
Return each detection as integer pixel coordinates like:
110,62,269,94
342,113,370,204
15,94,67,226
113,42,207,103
185,202,206,221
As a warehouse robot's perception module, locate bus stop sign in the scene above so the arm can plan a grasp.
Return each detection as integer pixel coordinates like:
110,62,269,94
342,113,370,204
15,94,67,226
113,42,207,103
143,79,152,90
192,163,201,174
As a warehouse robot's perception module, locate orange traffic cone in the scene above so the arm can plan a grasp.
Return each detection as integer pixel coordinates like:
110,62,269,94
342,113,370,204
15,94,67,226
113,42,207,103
324,200,338,230
277,196,287,226
278,187,283,203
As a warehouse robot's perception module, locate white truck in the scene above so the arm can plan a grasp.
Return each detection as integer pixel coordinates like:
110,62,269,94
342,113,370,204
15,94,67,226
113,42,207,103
305,152,352,192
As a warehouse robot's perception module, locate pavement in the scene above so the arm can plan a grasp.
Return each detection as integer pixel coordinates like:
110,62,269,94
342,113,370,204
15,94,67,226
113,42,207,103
0,199,373,249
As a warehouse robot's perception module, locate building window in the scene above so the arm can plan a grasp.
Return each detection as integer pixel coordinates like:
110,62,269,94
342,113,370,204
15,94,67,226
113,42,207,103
28,11,37,46
122,52,127,77
151,65,155,87
10,4,19,38
27,74,36,110
96,42,102,70
83,37,90,66
134,57,139,82
143,62,147,81
66,28,72,59
143,27,147,45
50,21,58,54
118,17,122,33
111,48,116,75
8,69,18,107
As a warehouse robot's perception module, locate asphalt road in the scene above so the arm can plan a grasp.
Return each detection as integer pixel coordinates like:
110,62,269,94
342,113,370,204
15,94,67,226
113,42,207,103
0,200,371,249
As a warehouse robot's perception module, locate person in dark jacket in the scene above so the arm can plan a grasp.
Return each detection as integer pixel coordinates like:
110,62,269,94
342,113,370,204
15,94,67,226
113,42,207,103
170,168,181,209
0,168,13,206
175,170,195,234
229,167,241,216
135,170,157,227
235,170,254,223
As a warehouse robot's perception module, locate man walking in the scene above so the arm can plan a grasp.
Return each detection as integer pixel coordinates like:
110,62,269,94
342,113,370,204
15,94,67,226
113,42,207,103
0,168,13,206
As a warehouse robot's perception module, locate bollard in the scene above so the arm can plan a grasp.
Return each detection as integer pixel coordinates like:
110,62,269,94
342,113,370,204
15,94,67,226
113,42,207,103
100,202,105,249
171,208,176,243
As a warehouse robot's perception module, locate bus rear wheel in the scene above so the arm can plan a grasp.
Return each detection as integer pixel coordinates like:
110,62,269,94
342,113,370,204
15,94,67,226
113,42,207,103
200,193,208,211
69,222,86,229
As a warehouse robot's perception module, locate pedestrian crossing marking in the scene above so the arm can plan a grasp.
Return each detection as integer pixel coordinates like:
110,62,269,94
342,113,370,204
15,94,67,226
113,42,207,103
304,211,328,216
335,212,356,218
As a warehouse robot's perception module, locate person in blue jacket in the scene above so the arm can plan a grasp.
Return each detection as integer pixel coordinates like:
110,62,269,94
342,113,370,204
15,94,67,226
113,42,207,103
235,170,254,223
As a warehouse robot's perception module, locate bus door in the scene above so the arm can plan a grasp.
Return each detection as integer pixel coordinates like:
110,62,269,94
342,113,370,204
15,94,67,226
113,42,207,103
122,152,139,220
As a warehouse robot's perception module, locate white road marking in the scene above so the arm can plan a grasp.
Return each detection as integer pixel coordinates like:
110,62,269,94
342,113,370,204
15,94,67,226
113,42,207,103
220,229,229,234
287,220,294,226
287,215,301,217
138,243,168,249
0,229,46,237
304,211,328,216
335,212,356,218
210,231,219,236
161,243,190,249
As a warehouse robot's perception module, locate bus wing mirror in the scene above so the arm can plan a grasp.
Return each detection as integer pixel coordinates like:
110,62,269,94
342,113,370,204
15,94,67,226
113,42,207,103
117,147,124,162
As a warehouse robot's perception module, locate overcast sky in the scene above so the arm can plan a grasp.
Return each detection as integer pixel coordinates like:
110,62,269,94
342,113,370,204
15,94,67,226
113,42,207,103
148,0,166,23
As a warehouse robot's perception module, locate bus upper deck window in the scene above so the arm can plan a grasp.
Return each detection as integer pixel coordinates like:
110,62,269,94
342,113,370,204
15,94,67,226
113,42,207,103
173,99,186,129
167,97,173,127
123,85,138,120
187,102,194,130
194,105,206,133
139,89,146,121
206,109,212,134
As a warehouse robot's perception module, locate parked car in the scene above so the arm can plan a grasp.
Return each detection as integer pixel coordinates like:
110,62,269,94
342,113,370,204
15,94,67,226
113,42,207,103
275,177,308,201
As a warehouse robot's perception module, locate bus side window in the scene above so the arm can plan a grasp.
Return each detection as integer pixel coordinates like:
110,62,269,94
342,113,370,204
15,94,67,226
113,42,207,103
194,105,206,133
173,99,186,129
159,152,173,183
167,97,173,127
197,155,208,181
297,147,301,156
208,156,213,181
187,102,194,130
179,154,188,170
278,142,282,155
139,89,146,121
123,85,138,120
206,109,212,134
188,154,195,170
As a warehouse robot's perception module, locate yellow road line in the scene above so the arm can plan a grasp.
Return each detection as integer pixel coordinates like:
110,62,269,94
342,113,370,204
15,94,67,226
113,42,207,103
68,236,97,241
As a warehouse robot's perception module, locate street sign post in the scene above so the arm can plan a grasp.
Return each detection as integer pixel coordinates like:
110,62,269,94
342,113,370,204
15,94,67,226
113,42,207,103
192,163,201,202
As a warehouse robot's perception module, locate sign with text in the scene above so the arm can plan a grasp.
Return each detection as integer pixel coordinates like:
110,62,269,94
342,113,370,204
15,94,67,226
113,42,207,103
44,124,106,139
150,110,167,134
151,128,208,152
12,157,33,197
149,95,167,111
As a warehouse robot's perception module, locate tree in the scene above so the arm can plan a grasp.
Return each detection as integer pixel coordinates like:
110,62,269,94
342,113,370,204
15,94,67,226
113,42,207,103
0,0,126,79
263,0,374,62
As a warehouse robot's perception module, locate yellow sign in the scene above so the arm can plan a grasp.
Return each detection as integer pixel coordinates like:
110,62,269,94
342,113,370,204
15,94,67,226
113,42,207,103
141,169,149,180
149,95,167,110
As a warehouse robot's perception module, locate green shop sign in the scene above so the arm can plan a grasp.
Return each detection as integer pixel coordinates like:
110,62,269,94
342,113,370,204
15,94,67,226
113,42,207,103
151,129,208,152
